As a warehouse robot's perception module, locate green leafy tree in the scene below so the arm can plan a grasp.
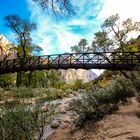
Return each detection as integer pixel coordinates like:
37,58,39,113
71,39,88,53
4,14,36,58
102,14,140,52
71,45,80,53
101,14,140,79
4,14,42,87
90,31,114,52
23,70,62,88
125,35,140,51
78,39,88,52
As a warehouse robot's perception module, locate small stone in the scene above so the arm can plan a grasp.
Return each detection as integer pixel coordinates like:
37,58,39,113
51,120,60,129
59,106,67,114
60,122,69,129
69,94,74,98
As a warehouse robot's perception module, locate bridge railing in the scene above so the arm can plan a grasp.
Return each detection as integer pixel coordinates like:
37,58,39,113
0,51,140,73
37,52,140,65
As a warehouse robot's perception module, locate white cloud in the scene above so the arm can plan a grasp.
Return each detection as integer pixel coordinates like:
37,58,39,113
27,0,103,55
98,0,140,21
97,0,140,41
28,0,140,56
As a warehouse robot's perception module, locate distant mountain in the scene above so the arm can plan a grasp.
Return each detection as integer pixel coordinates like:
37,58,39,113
60,69,97,83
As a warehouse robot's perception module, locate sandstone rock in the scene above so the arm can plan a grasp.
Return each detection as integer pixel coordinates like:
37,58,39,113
51,120,60,129
69,94,74,98
60,121,69,129
60,69,97,83
59,106,67,114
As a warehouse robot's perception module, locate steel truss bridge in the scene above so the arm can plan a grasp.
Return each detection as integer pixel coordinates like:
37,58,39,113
0,52,140,74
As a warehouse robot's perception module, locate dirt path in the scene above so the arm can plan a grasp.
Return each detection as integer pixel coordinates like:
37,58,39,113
48,98,140,140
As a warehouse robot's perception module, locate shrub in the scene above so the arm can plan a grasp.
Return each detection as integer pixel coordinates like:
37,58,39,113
95,76,134,104
69,75,134,127
45,88,65,100
0,73,15,88
65,89,74,94
78,89,87,94
132,79,140,92
0,88,5,102
36,88,66,103
72,79,84,91
0,101,56,140
11,87,34,99
65,89,78,96
132,79,140,102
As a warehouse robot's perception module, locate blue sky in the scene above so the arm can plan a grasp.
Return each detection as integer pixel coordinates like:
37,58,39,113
0,0,30,35
0,0,140,55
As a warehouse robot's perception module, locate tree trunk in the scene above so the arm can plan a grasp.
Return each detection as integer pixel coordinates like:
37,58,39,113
23,47,26,58
28,71,32,87
16,72,21,87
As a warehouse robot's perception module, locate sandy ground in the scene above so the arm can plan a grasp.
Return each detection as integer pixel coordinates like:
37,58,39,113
48,98,140,140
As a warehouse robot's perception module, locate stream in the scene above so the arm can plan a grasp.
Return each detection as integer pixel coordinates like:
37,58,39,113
41,93,82,139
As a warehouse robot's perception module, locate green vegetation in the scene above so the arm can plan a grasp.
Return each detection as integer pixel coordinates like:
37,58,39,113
0,87,77,104
0,70,63,88
132,78,140,102
4,14,43,87
0,73,16,87
0,100,56,140
69,76,135,127
71,39,89,53
0,86,79,139
0,85,80,139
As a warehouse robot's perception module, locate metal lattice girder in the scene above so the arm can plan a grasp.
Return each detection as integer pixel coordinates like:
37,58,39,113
0,51,140,74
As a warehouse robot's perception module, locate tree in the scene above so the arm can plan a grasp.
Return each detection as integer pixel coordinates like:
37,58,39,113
4,14,36,58
125,35,140,51
90,31,114,52
78,39,88,52
21,70,62,88
101,14,140,80
4,14,39,87
33,0,76,16
102,14,140,52
71,39,88,53
71,45,80,53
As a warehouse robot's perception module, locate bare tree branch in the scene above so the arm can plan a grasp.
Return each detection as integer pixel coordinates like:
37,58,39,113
32,0,76,16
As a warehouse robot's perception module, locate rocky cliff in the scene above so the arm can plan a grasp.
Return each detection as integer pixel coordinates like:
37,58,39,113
0,34,16,60
60,69,97,83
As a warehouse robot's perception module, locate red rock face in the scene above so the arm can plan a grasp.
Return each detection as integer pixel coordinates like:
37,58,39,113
0,34,17,60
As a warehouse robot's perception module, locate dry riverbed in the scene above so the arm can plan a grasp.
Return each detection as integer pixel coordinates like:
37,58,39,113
48,98,140,140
